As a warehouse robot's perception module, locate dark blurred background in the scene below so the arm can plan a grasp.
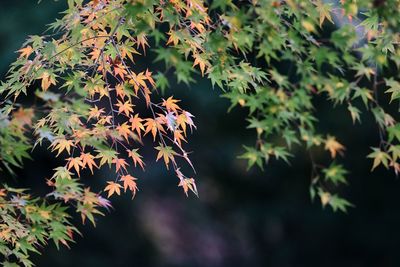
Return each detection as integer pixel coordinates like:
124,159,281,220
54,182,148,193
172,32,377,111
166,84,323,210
1,1,400,267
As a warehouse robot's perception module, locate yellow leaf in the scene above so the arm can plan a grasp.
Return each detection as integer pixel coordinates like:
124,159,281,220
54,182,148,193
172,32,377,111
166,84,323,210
302,20,316,33
39,71,57,91
324,136,345,158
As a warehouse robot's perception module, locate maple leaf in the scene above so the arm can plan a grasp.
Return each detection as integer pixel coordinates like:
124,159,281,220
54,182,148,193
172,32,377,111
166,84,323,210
66,157,84,177
129,114,144,137
89,48,101,60
183,111,196,133
116,122,132,141
129,71,148,95
80,152,98,174
116,100,134,116
104,181,122,198
145,69,155,86
120,175,138,196
18,45,34,58
39,71,57,91
136,33,149,53
166,30,180,46
113,64,128,80
88,106,105,121
112,157,129,172
155,144,177,169
96,149,118,167
368,148,391,171
115,83,126,99
162,96,181,112
316,1,333,27
97,115,113,125
51,138,75,157
178,178,198,197
127,149,145,169
192,53,208,76
324,136,345,158
144,118,158,141
174,130,186,146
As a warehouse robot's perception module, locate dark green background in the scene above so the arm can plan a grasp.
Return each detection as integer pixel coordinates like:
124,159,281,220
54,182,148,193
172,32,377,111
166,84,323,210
1,1,400,266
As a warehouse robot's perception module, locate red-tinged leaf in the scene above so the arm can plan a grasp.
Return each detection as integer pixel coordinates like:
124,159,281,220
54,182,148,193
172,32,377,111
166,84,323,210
145,69,155,87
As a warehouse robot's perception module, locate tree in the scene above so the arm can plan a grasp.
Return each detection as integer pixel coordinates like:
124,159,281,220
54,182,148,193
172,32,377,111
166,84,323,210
1,0,400,265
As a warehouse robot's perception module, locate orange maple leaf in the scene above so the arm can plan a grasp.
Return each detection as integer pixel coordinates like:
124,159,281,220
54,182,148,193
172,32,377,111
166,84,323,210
120,175,138,196
116,100,134,116
88,105,105,121
66,157,84,177
129,114,144,137
80,152,98,174
114,64,128,80
89,48,101,60
116,122,132,141
112,157,129,172
115,83,126,99
144,118,166,141
12,107,34,127
162,96,181,112
127,149,145,170
18,46,34,58
51,139,75,157
104,181,122,198
174,130,186,146
192,53,208,76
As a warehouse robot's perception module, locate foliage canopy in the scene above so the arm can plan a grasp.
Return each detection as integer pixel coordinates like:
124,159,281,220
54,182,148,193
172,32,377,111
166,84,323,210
1,0,400,265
